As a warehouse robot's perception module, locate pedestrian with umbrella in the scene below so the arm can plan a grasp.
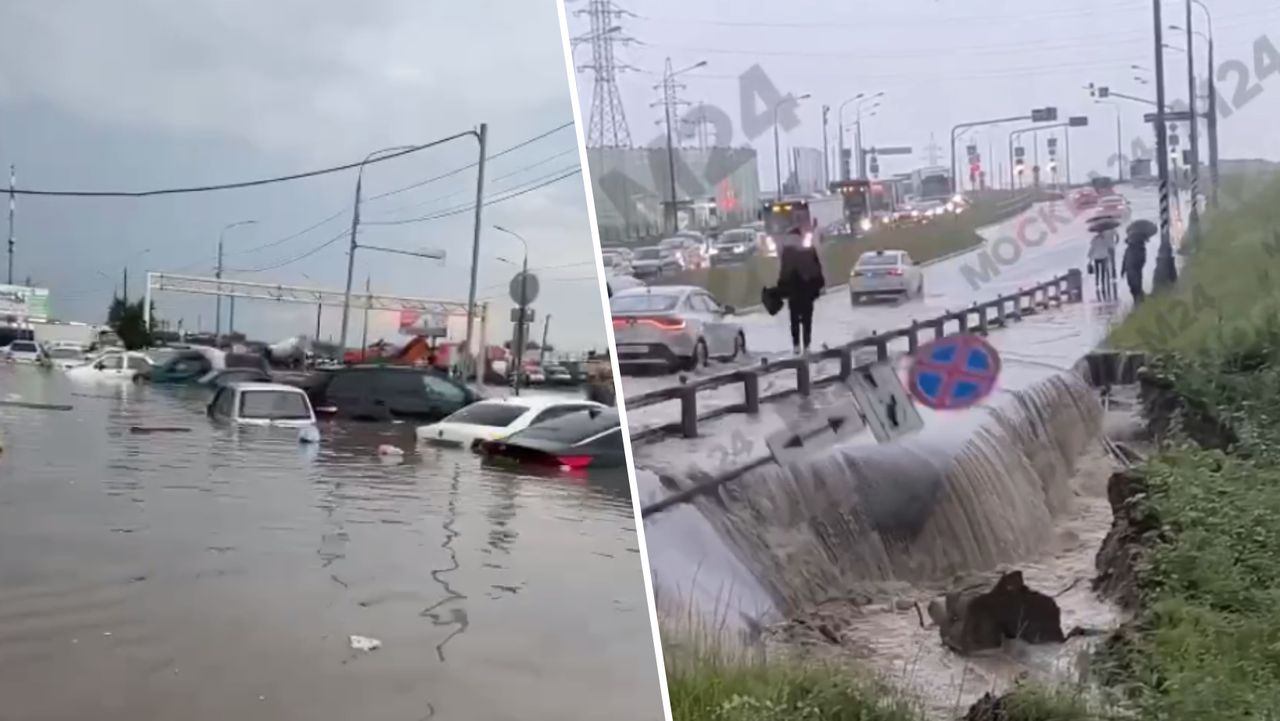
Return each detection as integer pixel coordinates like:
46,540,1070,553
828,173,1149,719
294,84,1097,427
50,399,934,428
1121,219,1157,304
1086,216,1121,299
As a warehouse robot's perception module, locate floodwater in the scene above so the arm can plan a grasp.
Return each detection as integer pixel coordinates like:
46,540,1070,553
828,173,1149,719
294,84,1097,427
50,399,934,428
0,366,663,721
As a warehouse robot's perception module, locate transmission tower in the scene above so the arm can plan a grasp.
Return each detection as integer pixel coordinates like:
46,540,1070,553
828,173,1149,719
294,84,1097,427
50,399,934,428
571,0,636,148
923,134,942,166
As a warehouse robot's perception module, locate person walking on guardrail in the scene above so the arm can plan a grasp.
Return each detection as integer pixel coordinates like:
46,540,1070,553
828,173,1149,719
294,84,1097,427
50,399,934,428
776,241,825,355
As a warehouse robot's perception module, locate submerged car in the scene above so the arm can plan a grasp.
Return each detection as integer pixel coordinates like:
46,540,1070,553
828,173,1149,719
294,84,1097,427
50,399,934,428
147,349,267,384
65,350,153,381
849,249,924,303
416,396,606,449
3,340,46,365
207,382,317,428
478,407,625,470
610,286,744,372
305,365,482,422
46,345,88,370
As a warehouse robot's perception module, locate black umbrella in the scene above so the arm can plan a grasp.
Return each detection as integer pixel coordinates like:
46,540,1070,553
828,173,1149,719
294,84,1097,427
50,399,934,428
1088,218,1121,232
1127,219,1158,239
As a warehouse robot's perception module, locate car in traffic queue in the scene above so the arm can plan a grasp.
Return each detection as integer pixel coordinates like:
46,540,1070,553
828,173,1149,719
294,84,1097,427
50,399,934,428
600,249,632,276
304,365,482,422
630,246,682,280
849,249,925,303
65,350,153,382
417,396,606,450
605,272,645,298
658,236,707,270
2,340,47,365
544,364,574,385
207,382,318,428
478,406,626,470
708,228,757,266
610,285,745,372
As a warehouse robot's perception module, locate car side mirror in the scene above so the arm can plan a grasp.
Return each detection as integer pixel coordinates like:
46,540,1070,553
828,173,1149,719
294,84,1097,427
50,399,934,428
723,305,736,315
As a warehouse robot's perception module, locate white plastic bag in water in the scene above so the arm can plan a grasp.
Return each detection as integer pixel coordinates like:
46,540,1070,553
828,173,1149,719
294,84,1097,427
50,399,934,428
349,635,382,652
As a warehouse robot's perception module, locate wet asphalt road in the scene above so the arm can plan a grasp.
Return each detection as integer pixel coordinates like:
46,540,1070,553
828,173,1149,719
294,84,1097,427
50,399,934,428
0,367,663,721
620,189,1165,435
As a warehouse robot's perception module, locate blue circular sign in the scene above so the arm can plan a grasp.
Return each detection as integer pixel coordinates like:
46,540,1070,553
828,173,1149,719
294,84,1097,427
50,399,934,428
908,334,1001,410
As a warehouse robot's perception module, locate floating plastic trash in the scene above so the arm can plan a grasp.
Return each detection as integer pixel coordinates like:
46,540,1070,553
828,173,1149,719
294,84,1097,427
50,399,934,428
377,444,404,456
349,635,382,651
298,425,321,444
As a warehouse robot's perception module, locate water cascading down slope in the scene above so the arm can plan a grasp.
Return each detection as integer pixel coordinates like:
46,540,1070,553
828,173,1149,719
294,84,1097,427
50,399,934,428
683,368,1102,616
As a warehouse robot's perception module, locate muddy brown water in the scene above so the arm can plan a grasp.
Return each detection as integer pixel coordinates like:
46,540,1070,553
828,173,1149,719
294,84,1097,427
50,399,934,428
0,366,663,721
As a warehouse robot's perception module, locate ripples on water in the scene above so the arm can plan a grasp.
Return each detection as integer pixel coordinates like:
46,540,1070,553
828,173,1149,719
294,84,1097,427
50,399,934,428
0,366,662,721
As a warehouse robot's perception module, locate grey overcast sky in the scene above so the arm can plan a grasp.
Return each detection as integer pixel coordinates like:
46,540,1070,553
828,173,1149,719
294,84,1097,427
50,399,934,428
0,0,610,353
572,0,1280,189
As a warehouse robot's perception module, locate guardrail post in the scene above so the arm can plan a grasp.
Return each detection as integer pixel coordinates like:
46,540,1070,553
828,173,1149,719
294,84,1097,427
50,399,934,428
838,346,854,379
796,361,811,396
1065,269,1083,303
1012,290,1024,321
875,333,889,361
1049,280,1061,307
741,372,760,414
956,310,968,333
934,317,946,340
908,320,920,353
976,301,989,335
679,385,698,438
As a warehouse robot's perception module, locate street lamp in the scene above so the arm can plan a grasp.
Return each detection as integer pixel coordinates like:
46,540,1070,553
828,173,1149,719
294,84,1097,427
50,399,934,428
492,225,531,395
775,93,811,198
215,220,256,340
854,99,881,178
836,91,883,180
656,59,707,233
1173,0,1217,207
1094,100,1125,180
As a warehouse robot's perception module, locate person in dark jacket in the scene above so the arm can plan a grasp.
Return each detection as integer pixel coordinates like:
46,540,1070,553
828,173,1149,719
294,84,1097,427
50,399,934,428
1121,220,1155,304
776,240,825,354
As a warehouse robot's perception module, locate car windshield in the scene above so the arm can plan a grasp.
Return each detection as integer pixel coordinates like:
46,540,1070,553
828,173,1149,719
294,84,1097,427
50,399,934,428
10,341,38,353
49,347,82,359
634,248,661,260
507,408,619,443
658,238,684,249
858,253,901,267
443,401,527,428
611,293,680,313
239,390,312,420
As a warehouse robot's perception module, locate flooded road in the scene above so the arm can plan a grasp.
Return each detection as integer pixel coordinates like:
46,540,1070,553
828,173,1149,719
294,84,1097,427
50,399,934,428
0,366,663,721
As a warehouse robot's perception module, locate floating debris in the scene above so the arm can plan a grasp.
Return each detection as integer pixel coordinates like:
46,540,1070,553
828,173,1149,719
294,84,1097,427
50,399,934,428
377,444,404,457
0,400,72,411
128,426,191,434
298,425,321,444
349,635,382,652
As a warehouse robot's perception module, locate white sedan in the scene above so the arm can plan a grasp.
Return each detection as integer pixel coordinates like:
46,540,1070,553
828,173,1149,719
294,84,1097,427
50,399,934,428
416,396,606,449
65,350,153,382
849,249,925,303
2,340,46,365
207,382,317,428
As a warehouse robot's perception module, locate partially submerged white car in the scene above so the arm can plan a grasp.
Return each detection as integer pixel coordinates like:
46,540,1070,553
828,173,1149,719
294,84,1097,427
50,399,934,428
416,396,606,450
65,350,153,381
207,382,317,428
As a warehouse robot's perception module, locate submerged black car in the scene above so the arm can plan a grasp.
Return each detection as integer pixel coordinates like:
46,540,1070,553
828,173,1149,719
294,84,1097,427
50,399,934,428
479,407,624,470
305,365,482,422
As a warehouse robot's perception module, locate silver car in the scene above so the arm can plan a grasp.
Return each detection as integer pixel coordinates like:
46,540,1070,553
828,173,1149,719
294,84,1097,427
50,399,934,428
611,286,745,372
849,249,924,303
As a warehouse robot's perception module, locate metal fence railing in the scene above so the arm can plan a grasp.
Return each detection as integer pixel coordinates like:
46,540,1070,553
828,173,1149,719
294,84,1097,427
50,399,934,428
625,269,1084,442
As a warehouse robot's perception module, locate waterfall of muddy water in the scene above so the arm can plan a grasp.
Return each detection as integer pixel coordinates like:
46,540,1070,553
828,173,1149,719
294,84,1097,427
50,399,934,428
690,369,1102,614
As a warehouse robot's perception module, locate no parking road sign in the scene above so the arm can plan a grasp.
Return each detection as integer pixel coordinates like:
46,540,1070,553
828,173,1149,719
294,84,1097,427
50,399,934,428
908,334,1001,410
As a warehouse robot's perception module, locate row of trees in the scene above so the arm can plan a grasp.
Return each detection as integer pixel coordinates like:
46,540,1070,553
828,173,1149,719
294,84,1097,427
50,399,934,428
106,296,153,350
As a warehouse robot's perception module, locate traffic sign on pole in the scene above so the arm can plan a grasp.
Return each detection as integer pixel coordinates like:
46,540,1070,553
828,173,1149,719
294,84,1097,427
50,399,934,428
509,272,540,305
1144,110,1193,123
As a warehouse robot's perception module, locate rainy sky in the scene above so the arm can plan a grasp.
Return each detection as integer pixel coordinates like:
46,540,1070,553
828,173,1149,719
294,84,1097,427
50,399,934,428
572,0,1280,192
0,0,609,353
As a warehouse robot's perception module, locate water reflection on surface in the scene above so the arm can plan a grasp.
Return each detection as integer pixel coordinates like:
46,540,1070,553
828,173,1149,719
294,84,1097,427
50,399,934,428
0,366,662,721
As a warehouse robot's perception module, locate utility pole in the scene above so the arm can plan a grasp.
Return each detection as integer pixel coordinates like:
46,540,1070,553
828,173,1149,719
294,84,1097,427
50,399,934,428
122,267,128,303
513,252,529,397
1206,35,1219,207
360,275,371,363
1152,0,1177,288
660,58,681,232
315,303,322,341
214,241,223,339
821,105,830,188
1184,0,1201,243
6,165,13,285
539,314,551,365
462,123,488,382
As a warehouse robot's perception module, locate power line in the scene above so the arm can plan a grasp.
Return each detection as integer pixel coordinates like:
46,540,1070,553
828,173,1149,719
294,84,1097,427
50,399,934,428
226,228,351,274
364,167,582,227
10,133,475,198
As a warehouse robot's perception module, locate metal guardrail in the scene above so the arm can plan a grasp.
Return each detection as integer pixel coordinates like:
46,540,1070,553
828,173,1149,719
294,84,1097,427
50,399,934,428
626,269,1085,442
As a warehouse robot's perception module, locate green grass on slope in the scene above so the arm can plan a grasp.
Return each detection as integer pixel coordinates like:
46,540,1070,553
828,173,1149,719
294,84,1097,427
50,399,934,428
1108,172,1280,355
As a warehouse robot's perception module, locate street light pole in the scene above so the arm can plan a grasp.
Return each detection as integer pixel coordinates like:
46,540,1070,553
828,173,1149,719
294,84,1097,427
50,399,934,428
656,59,707,233
1152,0,1177,288
1188,0,1217,208
215,219,257,338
